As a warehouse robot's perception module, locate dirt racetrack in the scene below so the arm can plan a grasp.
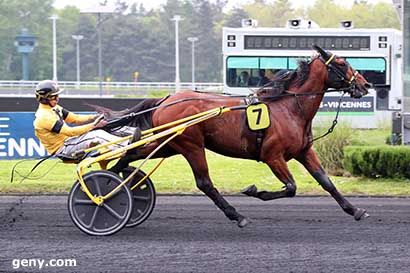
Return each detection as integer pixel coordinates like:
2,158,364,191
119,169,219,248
1,195,410,273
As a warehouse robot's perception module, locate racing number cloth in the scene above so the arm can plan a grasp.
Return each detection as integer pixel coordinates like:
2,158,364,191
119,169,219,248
33,104,95,154
246,103,270,131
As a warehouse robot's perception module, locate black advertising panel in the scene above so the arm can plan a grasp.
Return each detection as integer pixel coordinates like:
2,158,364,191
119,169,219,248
244,35,371,51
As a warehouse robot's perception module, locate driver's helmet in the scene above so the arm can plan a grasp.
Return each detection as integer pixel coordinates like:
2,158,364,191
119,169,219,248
35,80,63,103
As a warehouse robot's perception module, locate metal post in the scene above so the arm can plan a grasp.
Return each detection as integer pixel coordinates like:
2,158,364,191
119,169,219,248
402,0,410,144
80,4,116,97
97,13,103,97
76,37,81,88
187,37,198,90
14,28,37,81
22,53,29,80
72,35,84,88
50,15,58,81
171,15,183,93
404,1,410,97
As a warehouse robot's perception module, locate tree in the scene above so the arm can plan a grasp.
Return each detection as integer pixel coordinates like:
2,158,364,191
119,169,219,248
224,7,249,28
307,0,400,29
306,0,346,28
0,0,402,82
243,0,294,27
0,0,54,80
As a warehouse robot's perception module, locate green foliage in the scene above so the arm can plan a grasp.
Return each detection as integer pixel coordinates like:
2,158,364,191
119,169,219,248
243,0,295,27
306,0,400,29
349,128,391,146
313,123,354,175
0,0,401,81
344,146,410,179
0,0,54,80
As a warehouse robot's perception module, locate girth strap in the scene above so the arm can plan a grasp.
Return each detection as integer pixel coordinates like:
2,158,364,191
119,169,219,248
255,130,265,162
243,96,266,162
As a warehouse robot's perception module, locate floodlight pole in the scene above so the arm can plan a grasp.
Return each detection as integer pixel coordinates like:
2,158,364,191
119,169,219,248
97,13,103,96
171,15,183,93
81,5,116,97
187,37,198,89
50,15,58,81
72,35,84,88
402,0,410,144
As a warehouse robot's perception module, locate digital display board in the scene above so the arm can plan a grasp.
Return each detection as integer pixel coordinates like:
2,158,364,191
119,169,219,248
244,35,371,51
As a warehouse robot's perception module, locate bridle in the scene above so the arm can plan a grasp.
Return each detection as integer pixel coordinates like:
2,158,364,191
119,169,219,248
320,53,360,95
276,54,360,143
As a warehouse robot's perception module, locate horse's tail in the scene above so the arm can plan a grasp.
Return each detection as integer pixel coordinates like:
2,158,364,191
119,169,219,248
86,97,166,130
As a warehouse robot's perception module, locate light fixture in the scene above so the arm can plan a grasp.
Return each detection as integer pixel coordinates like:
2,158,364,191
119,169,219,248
340,20,354,29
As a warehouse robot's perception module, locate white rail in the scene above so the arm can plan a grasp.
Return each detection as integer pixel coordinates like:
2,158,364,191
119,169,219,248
0,80,223,90
0,81,224,97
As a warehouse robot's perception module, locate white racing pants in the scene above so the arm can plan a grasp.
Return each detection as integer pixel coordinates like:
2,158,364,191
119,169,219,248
56,127,135,158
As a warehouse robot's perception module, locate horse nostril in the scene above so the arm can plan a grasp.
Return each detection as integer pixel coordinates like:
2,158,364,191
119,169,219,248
364,83,372,89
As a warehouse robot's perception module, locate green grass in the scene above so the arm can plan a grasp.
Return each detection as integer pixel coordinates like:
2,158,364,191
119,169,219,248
1,149,409,196
349,128,390,146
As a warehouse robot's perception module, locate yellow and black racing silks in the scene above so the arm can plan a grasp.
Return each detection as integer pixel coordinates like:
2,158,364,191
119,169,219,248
33,104,95,154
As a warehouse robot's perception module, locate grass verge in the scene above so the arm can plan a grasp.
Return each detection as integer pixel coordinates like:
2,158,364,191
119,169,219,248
1,150,409,196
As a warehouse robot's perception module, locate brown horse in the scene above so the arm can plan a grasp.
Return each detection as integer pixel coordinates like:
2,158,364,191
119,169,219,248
95,45,371,228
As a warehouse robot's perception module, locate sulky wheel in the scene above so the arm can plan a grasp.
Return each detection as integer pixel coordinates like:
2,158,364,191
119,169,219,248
120,167,156,228
68,170,133,236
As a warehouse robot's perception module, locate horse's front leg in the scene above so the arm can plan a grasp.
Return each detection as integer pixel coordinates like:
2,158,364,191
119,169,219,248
297,147,369,221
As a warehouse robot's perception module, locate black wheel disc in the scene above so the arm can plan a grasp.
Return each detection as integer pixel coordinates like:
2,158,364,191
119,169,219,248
121,167,156,228
68,171,133,236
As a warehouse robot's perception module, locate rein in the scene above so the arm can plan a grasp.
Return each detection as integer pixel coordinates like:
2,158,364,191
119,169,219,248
311,92,345,143
257,88,347,144
107,53,359,143
106,87,352,134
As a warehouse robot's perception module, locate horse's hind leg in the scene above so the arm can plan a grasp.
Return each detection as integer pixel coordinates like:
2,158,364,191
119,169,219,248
175,145,250,228
242,157,297,200
297,147,369,221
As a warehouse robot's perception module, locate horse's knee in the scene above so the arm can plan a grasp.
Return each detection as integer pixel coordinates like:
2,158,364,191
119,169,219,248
285,183,296,197
196,178,213,193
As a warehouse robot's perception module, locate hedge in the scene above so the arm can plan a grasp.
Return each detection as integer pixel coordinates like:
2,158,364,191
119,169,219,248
344,146,410,179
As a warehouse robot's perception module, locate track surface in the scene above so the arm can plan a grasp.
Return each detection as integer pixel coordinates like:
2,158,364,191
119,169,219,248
1,195,410,273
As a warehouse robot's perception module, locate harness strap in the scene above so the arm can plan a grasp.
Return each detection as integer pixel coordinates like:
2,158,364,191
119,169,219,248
242,97,266,161
255,130,264,162
325,54,336,66
311,92,345,143
349,71,359,84
243,95,259,105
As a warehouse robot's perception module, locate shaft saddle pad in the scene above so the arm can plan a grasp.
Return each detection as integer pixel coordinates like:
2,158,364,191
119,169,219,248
246,103,270,131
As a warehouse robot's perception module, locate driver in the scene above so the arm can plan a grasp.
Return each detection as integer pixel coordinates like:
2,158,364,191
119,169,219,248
33,80,139,159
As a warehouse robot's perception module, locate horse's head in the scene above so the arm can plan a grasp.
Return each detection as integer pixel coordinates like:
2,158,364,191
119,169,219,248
312,45,371,98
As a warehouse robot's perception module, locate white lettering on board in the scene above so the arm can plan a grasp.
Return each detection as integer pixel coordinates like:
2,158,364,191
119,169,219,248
0,138,6,156
0,138,46,158
27,138,46,156
8,138,26,156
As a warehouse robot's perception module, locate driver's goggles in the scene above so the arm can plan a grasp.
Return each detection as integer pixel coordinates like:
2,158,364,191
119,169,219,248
48,95,59,100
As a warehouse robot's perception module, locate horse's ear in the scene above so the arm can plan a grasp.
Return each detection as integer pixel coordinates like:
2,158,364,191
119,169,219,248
312,44,330,60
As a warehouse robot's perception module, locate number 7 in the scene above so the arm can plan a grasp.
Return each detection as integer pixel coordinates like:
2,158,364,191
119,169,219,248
252,108,262,125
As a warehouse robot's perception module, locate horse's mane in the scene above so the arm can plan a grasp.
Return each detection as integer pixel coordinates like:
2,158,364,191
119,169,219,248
256,59,311,98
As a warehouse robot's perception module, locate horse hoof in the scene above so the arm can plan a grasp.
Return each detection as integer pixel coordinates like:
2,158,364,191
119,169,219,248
241,185,257,196
237,217,251,228
354,208,369,221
